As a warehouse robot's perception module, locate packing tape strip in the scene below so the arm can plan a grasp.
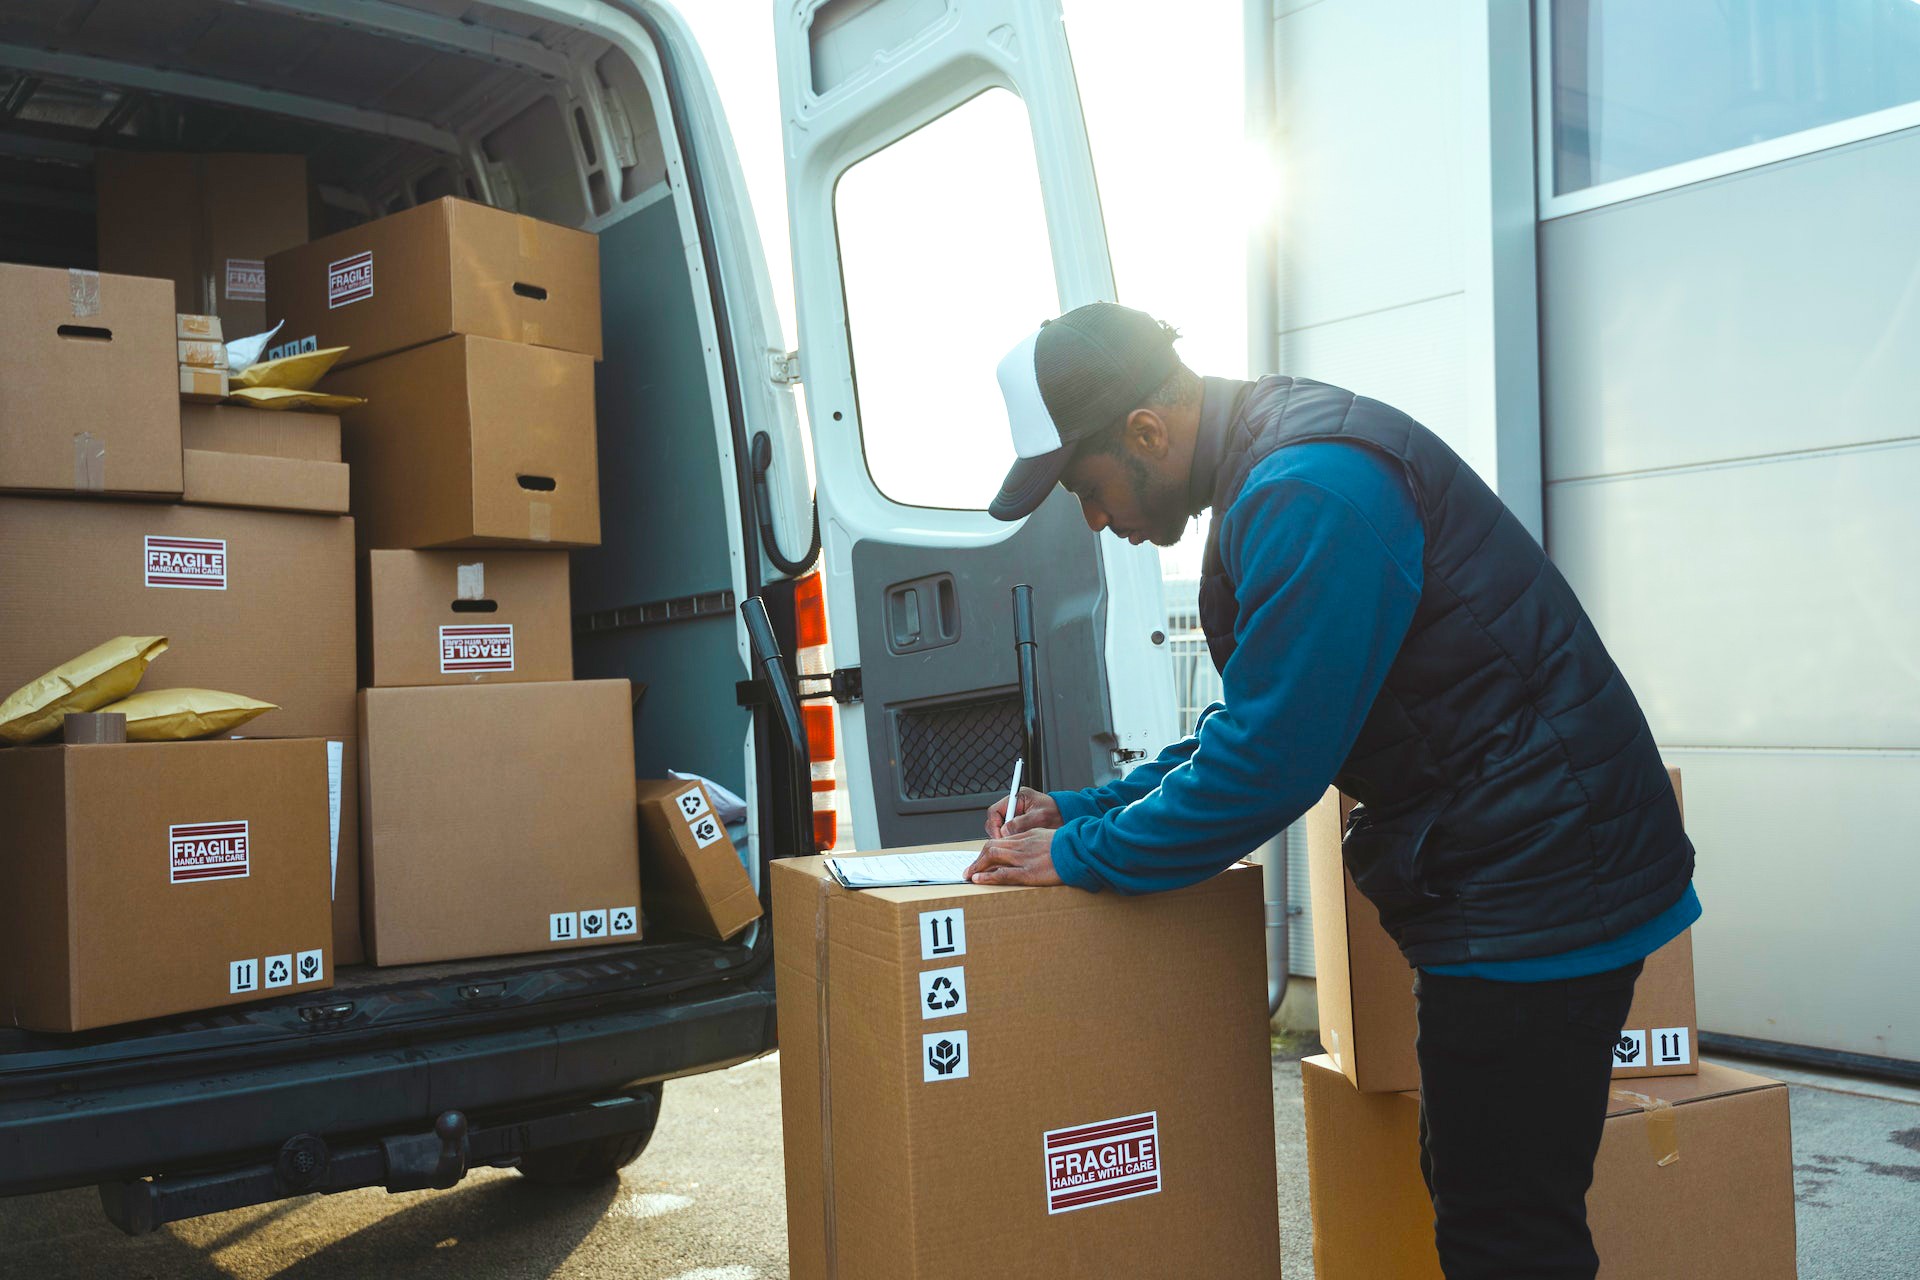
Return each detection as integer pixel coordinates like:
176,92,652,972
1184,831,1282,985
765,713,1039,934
72,431,105,493
68,268,100,318
1611,1089,1680,1167
518,217,540,261
522,318,543,345
814,877,841,1278
456,562,486,601
528,500,552,543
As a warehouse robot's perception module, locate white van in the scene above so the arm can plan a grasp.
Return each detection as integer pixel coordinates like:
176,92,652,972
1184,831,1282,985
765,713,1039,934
0,0,1179,1226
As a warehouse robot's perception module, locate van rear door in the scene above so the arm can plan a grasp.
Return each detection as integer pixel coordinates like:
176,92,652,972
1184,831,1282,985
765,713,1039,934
774,0,1177,849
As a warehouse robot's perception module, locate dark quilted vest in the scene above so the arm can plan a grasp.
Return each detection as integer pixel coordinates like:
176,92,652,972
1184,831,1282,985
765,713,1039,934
1198,377,1692,965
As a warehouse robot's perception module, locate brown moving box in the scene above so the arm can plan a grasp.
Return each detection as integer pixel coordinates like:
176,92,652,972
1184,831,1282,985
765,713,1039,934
773,855,1280,1280
183,450,349,515
359,679,640,966
265,197,602,366
0,738,334,1032
96,152,309,336
0,498,366,964
324,335,600,549
635,779,760,941
181,404,341,461
178,314,223,341
1301,1055,1796,1279
179,367,230,403
178,340,225,369
1309,766,1698,1092
1,264,180,497
364,549,572,687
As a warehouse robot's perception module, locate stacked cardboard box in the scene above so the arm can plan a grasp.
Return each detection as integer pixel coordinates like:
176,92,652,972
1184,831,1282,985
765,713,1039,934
271,198,638,967
773,854,1281,1278
180,403,349,515
1300,767,1799,1275
177,314,230,403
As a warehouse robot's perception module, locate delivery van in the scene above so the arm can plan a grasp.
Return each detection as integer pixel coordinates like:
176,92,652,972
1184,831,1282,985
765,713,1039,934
0,0,1177,1229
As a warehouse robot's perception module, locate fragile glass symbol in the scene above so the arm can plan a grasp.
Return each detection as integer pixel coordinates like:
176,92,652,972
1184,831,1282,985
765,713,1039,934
299,955,319,980
928,1038,964,1076
926,977,961,1011
584,914,604,935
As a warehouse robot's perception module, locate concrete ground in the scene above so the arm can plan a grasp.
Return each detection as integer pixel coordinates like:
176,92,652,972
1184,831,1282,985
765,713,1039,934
1,1049,1913,1278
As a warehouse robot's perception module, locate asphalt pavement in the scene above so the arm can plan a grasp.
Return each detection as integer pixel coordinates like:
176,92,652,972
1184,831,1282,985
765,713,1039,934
1,1050,1912,1278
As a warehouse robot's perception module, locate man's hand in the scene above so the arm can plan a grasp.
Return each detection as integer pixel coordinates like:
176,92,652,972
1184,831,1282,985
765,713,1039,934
984,786,1061,839
964,827,1063,887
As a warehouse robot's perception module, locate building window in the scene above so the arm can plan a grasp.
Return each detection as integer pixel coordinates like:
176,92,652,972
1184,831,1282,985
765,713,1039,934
1551,0,1920,196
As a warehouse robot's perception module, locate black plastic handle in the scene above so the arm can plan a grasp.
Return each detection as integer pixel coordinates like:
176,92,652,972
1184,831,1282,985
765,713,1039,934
1013,584,1045,792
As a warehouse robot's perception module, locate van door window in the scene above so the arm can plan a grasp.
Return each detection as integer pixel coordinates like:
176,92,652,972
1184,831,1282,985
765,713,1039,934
834,88,1058,511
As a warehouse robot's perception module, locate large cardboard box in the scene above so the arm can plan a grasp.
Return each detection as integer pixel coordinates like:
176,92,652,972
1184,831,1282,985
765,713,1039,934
181,404,340,462
0,264,180,498
773,855,1281,1280
0,498,366,964
635,779,761,941
182,450,349,515
358,680,640,966
0,738,333,1032
96,152,309,336
1309,766,1698,1092
265,197,602,365
1301,1055,1796,1279
324,335,600,549
364,549,572,688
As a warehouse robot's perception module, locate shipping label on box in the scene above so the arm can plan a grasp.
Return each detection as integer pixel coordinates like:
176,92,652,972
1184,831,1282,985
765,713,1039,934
365,550,571,686
440,623,513,674
328,251,374,309
225,258,267,303
170,819,250,883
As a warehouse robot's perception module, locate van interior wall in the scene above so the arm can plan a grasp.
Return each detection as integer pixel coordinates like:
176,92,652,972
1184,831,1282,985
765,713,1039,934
570,194,750,801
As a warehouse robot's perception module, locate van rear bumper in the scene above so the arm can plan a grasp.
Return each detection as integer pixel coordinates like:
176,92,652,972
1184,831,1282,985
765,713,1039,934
0,982,776,1199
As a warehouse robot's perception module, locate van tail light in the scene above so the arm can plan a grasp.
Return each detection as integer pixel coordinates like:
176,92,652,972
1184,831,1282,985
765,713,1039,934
793,570,840,850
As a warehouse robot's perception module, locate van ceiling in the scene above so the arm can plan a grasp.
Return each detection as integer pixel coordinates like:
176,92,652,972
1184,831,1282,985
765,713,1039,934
0,0,627,264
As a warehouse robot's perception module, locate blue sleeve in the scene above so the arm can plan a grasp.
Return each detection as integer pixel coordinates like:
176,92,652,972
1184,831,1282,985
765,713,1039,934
1049,704,1224,822
1051,443,1424,894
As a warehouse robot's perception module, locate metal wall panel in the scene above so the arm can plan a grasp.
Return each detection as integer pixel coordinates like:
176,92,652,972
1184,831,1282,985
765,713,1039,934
1541,127,1920,483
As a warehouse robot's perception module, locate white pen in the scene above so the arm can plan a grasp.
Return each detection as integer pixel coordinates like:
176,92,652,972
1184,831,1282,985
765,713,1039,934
1005,757,1024,827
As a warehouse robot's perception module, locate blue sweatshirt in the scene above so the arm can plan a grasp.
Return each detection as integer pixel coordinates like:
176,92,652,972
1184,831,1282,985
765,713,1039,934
1049,438,1697,982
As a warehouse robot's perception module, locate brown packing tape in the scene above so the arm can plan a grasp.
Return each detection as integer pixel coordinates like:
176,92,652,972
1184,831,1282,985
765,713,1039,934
528,501,552,543
68,268,100,318
814,876,841,1279
62,713,127,744
522,319,543,345
518,216,540,261
1611,1089,1681,1167
72,432,105,493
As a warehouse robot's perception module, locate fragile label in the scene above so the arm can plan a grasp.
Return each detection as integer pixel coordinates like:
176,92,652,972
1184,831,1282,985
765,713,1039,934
1652,1026,1692,1066
440,623,514,674
919,908,966,961
170,820,249,883
328,250,374,308
1044,1111,1162,1214
296,949,324,984
688,811,726,849
1611,1029,1648,1069
922,1029,970,1081
225,258,266,302
145,536,227,590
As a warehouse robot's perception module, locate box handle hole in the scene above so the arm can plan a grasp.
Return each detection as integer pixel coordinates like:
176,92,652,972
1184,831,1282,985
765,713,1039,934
57,324,112,341
517,474,557,491
512,282,548,300
450,599,499,613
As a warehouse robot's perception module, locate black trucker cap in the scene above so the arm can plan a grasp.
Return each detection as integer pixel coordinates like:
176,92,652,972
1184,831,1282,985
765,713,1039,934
990,302,1181,521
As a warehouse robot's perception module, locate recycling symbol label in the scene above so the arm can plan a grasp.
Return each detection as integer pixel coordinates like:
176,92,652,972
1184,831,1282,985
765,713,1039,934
264,953,293,989
918,965,967,1020
923,1029,970,1081
1612,1029,1647,1067
610,906,638,937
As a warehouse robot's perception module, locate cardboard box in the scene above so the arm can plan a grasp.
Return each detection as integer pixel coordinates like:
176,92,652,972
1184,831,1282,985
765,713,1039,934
773,854,1281,1280
182,449,348,515
358,680,640,966
96,152,309,336
0,264,180,497
363,549,572,687
177,314,223,341
1308,766,1698,1092
635,779,760,941
325,335,600,549
0,497,365,963
0,738,333,1031
180,404,341,462
179,367,230,403
265,197,602,365
1301,1055,1796,1279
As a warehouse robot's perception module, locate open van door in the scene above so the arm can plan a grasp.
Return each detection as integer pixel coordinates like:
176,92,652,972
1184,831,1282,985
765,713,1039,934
774,0,1177,849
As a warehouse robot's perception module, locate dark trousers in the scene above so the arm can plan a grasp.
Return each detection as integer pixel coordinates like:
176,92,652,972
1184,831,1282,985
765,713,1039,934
1413,959,1643,1280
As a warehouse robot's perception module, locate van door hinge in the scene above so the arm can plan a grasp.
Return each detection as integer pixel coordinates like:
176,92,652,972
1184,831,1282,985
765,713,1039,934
794,666,861,705
767,349,802,386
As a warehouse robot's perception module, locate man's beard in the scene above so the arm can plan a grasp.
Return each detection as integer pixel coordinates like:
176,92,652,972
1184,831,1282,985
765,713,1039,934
1123,454,1191,547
